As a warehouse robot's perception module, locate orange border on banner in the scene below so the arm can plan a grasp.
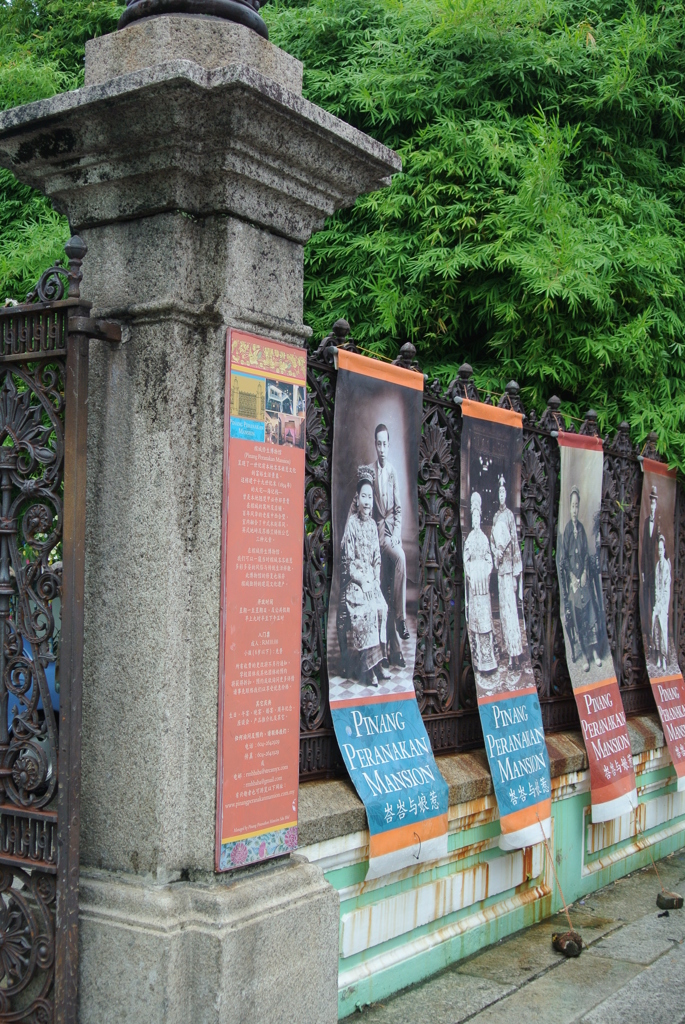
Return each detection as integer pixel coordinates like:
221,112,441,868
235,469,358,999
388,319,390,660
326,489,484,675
557,431,603,451
369,813,449,858
330,691,416,709
337,349,424,390
650,673,683,685
643,457,677,479
478,685,538,705
501,799,552,833
572,676,618,696
461,398,522,429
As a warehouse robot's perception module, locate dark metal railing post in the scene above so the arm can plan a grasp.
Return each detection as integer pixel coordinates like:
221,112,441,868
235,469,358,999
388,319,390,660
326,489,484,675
54,319,89,1024
0,451,15,752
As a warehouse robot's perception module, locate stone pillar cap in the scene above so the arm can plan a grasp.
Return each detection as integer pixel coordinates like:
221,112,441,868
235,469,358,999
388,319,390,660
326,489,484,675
0,60,401,241
85,17,302,94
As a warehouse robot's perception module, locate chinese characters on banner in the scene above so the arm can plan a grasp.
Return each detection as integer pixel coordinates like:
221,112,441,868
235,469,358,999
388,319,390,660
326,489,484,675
216,329,307,870
555,433,638,822
460,400,552,848
328,351,449,880
639,459,685,791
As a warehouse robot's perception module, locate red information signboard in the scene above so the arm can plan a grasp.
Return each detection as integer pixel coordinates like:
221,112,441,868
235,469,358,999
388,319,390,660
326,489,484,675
216,329,307,870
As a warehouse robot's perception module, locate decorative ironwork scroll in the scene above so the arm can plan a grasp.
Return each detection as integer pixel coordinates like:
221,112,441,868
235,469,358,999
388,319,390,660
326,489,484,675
0,239,116,1024
300,322,673,780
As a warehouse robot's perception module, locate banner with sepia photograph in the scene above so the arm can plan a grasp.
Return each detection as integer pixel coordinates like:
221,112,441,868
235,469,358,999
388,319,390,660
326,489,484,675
460,400,552,850
328,350,449,880
555,432,638,822
639,459,685,791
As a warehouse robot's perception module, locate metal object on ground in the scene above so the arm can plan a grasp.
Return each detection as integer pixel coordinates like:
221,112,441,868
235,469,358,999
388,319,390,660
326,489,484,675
552,930,583,957
0,240,118,1024
118,0,270,39
656,891,684,910
300,320,673,779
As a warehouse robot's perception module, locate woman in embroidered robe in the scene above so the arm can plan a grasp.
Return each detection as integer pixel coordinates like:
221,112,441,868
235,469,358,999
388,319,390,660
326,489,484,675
464,491,497,673
341,471,389,686
652,534,671,672
491,479,523,669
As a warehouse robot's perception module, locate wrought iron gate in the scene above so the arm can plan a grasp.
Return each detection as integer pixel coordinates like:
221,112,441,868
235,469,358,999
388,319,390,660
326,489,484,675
0,240,118,1024
300,321,672,779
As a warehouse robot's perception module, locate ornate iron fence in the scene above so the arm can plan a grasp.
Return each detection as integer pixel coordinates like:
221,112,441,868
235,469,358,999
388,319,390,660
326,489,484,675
0,242,118,1024
299,321,677,779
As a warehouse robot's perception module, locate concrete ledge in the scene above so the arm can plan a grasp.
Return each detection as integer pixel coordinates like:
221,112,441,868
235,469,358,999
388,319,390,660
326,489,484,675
298,715,665,847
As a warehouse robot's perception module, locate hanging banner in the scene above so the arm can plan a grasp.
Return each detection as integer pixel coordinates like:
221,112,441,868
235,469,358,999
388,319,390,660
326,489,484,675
460,400,552,849
555,432,638,821
328,351,449,879
639,458,685,791
216,329,307,870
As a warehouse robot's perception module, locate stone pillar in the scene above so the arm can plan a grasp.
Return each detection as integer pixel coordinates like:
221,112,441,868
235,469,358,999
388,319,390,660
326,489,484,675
0,17,400,1023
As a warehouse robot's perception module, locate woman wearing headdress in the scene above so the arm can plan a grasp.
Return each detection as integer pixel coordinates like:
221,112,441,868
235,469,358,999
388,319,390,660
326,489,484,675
341,466,389,687
652,533,671,672
491,476,523,670
464,491,497,673
561,486,602,672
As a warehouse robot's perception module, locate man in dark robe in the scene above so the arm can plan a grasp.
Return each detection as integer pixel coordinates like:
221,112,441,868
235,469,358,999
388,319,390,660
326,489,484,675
641,485,659,659
561,487,602,672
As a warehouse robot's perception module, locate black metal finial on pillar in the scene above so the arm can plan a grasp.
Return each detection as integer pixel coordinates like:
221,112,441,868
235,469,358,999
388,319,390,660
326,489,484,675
118,0,270,39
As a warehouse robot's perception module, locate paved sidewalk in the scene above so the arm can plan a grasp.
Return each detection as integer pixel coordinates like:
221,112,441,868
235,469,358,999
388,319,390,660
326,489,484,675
358,849,685,1024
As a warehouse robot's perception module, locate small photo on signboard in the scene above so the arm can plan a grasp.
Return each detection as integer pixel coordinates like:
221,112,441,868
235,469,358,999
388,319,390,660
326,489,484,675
266,378,294,415
265,411,280,445
279,413,305,449
230,371,265,421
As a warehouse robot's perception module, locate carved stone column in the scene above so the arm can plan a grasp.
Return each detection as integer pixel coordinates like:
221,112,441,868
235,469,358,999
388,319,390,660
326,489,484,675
0,16,400,1023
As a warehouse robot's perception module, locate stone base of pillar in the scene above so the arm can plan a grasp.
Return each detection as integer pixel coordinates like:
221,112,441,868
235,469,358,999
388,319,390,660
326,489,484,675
79,856,339,1024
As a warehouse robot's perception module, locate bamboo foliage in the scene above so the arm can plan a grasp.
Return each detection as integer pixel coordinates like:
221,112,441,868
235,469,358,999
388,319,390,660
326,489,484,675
267,0,685,470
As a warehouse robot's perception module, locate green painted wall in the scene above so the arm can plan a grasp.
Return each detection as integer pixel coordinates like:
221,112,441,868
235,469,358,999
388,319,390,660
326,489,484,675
333,767,685,1018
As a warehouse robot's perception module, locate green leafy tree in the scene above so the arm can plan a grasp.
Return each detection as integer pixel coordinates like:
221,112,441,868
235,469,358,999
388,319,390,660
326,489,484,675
0,0,122,299
266,0,685,467
1,0,684,465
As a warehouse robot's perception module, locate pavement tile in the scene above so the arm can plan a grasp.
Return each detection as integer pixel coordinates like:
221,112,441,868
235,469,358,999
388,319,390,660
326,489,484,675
572,855,685,924
460,955,643,1024
455,906,622,989
358,852,685,1024
588,908,685,964
578,944,685,1024
357,972,514,1024
456,913,577,987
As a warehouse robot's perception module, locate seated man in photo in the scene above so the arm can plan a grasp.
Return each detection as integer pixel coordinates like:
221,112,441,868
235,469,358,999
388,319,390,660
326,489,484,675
372,423,408,667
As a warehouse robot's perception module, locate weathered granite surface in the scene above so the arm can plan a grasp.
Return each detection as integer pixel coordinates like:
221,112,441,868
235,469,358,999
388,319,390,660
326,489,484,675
0,21,401,1024
79,856,339,1024
85,15,304,93
0,27,400,880
0,60,399,240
